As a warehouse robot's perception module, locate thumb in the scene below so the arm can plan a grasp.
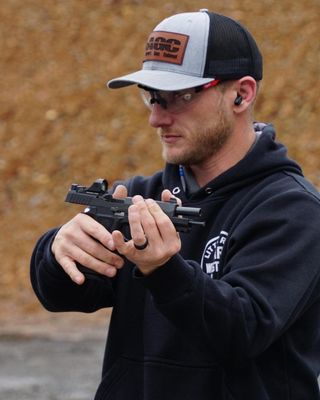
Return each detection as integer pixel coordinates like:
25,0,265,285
161,189,182,206
113,184,128,199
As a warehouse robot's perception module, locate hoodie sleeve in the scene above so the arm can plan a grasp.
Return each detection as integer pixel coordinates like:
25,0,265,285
30,228,115,313
135,186,320,363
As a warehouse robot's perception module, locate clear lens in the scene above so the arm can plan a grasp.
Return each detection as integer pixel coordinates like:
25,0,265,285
140,89,154,109
139,80,219,113
140,88,198,113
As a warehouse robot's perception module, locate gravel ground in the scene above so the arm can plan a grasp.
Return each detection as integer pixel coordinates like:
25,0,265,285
0,310,109,400
0,336,105,400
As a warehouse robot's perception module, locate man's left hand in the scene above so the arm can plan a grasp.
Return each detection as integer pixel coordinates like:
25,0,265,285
112,190,181,275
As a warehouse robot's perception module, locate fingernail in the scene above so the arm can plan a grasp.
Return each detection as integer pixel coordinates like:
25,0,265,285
132,195,143,203
74,275,84,285
116,259,124,268
107,268,116,277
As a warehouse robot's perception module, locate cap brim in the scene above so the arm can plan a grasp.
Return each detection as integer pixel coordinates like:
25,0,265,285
107,69,214,91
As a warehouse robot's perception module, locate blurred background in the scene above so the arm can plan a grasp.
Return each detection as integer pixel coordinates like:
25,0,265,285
0,0,319,327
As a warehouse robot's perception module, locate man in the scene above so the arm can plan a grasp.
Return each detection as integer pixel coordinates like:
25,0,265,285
30,9,320,399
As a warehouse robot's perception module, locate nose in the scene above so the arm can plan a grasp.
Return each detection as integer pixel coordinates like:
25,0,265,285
149,103,173,128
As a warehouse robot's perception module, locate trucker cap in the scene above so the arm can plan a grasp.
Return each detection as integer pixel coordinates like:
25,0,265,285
107,9,263,91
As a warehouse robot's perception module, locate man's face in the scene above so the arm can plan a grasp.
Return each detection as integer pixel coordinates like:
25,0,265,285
147,85,235,167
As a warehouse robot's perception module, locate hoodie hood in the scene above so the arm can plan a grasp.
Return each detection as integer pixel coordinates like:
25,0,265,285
162,123,303,200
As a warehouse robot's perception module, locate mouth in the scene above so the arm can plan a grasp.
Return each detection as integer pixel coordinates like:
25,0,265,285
160,133,182,144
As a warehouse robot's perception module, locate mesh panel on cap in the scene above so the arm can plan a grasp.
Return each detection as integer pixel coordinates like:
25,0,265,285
204,13,263,80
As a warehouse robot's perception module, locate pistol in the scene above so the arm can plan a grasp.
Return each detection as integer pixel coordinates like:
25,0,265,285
65,178,205,281
65,178,205,233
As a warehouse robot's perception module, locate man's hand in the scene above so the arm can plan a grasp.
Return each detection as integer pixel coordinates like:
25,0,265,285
51,185,127,285
112,190,182,275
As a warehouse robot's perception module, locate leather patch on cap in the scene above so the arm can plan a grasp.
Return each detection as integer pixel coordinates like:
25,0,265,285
144,31,189,65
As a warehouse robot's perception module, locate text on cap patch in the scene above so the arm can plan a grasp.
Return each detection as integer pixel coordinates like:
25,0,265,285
144,31,189,65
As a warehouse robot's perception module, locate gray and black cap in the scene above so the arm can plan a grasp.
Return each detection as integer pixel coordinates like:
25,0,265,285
107,9,263,91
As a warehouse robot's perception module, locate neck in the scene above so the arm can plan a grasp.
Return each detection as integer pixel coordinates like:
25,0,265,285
190,123,256,187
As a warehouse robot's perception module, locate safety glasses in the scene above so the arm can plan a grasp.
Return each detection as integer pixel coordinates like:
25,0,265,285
139,80,221,113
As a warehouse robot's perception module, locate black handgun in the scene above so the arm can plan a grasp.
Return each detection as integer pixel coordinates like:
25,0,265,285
65,178,205,233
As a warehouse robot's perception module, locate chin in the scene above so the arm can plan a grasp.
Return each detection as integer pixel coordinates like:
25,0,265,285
163,154,182,165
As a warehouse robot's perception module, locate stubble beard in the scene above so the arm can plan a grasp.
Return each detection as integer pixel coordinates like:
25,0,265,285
161,107,234,167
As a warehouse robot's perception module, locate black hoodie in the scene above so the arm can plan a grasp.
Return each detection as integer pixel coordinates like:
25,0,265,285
31,124,320,399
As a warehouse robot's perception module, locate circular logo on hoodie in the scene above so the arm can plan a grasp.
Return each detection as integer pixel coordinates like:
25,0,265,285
200,231,228,278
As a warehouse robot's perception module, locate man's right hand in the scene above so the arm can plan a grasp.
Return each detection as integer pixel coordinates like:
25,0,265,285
51,184,127,285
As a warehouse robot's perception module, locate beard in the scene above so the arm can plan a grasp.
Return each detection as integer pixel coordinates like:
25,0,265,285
160,105,234,166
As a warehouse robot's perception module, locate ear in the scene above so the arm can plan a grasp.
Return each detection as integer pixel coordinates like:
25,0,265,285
233,76,257,113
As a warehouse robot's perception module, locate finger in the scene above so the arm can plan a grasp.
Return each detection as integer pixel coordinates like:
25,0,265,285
161,189,182,206
78,213,116,250
145,198,180,243
74,232,124,269
130,196,163,244
112,230,134,255
53,218,124,280
65,244,123,277
104,267,118,278
128,202,149,246
56,255,85,285
113,184,128,199
58,214,123,267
